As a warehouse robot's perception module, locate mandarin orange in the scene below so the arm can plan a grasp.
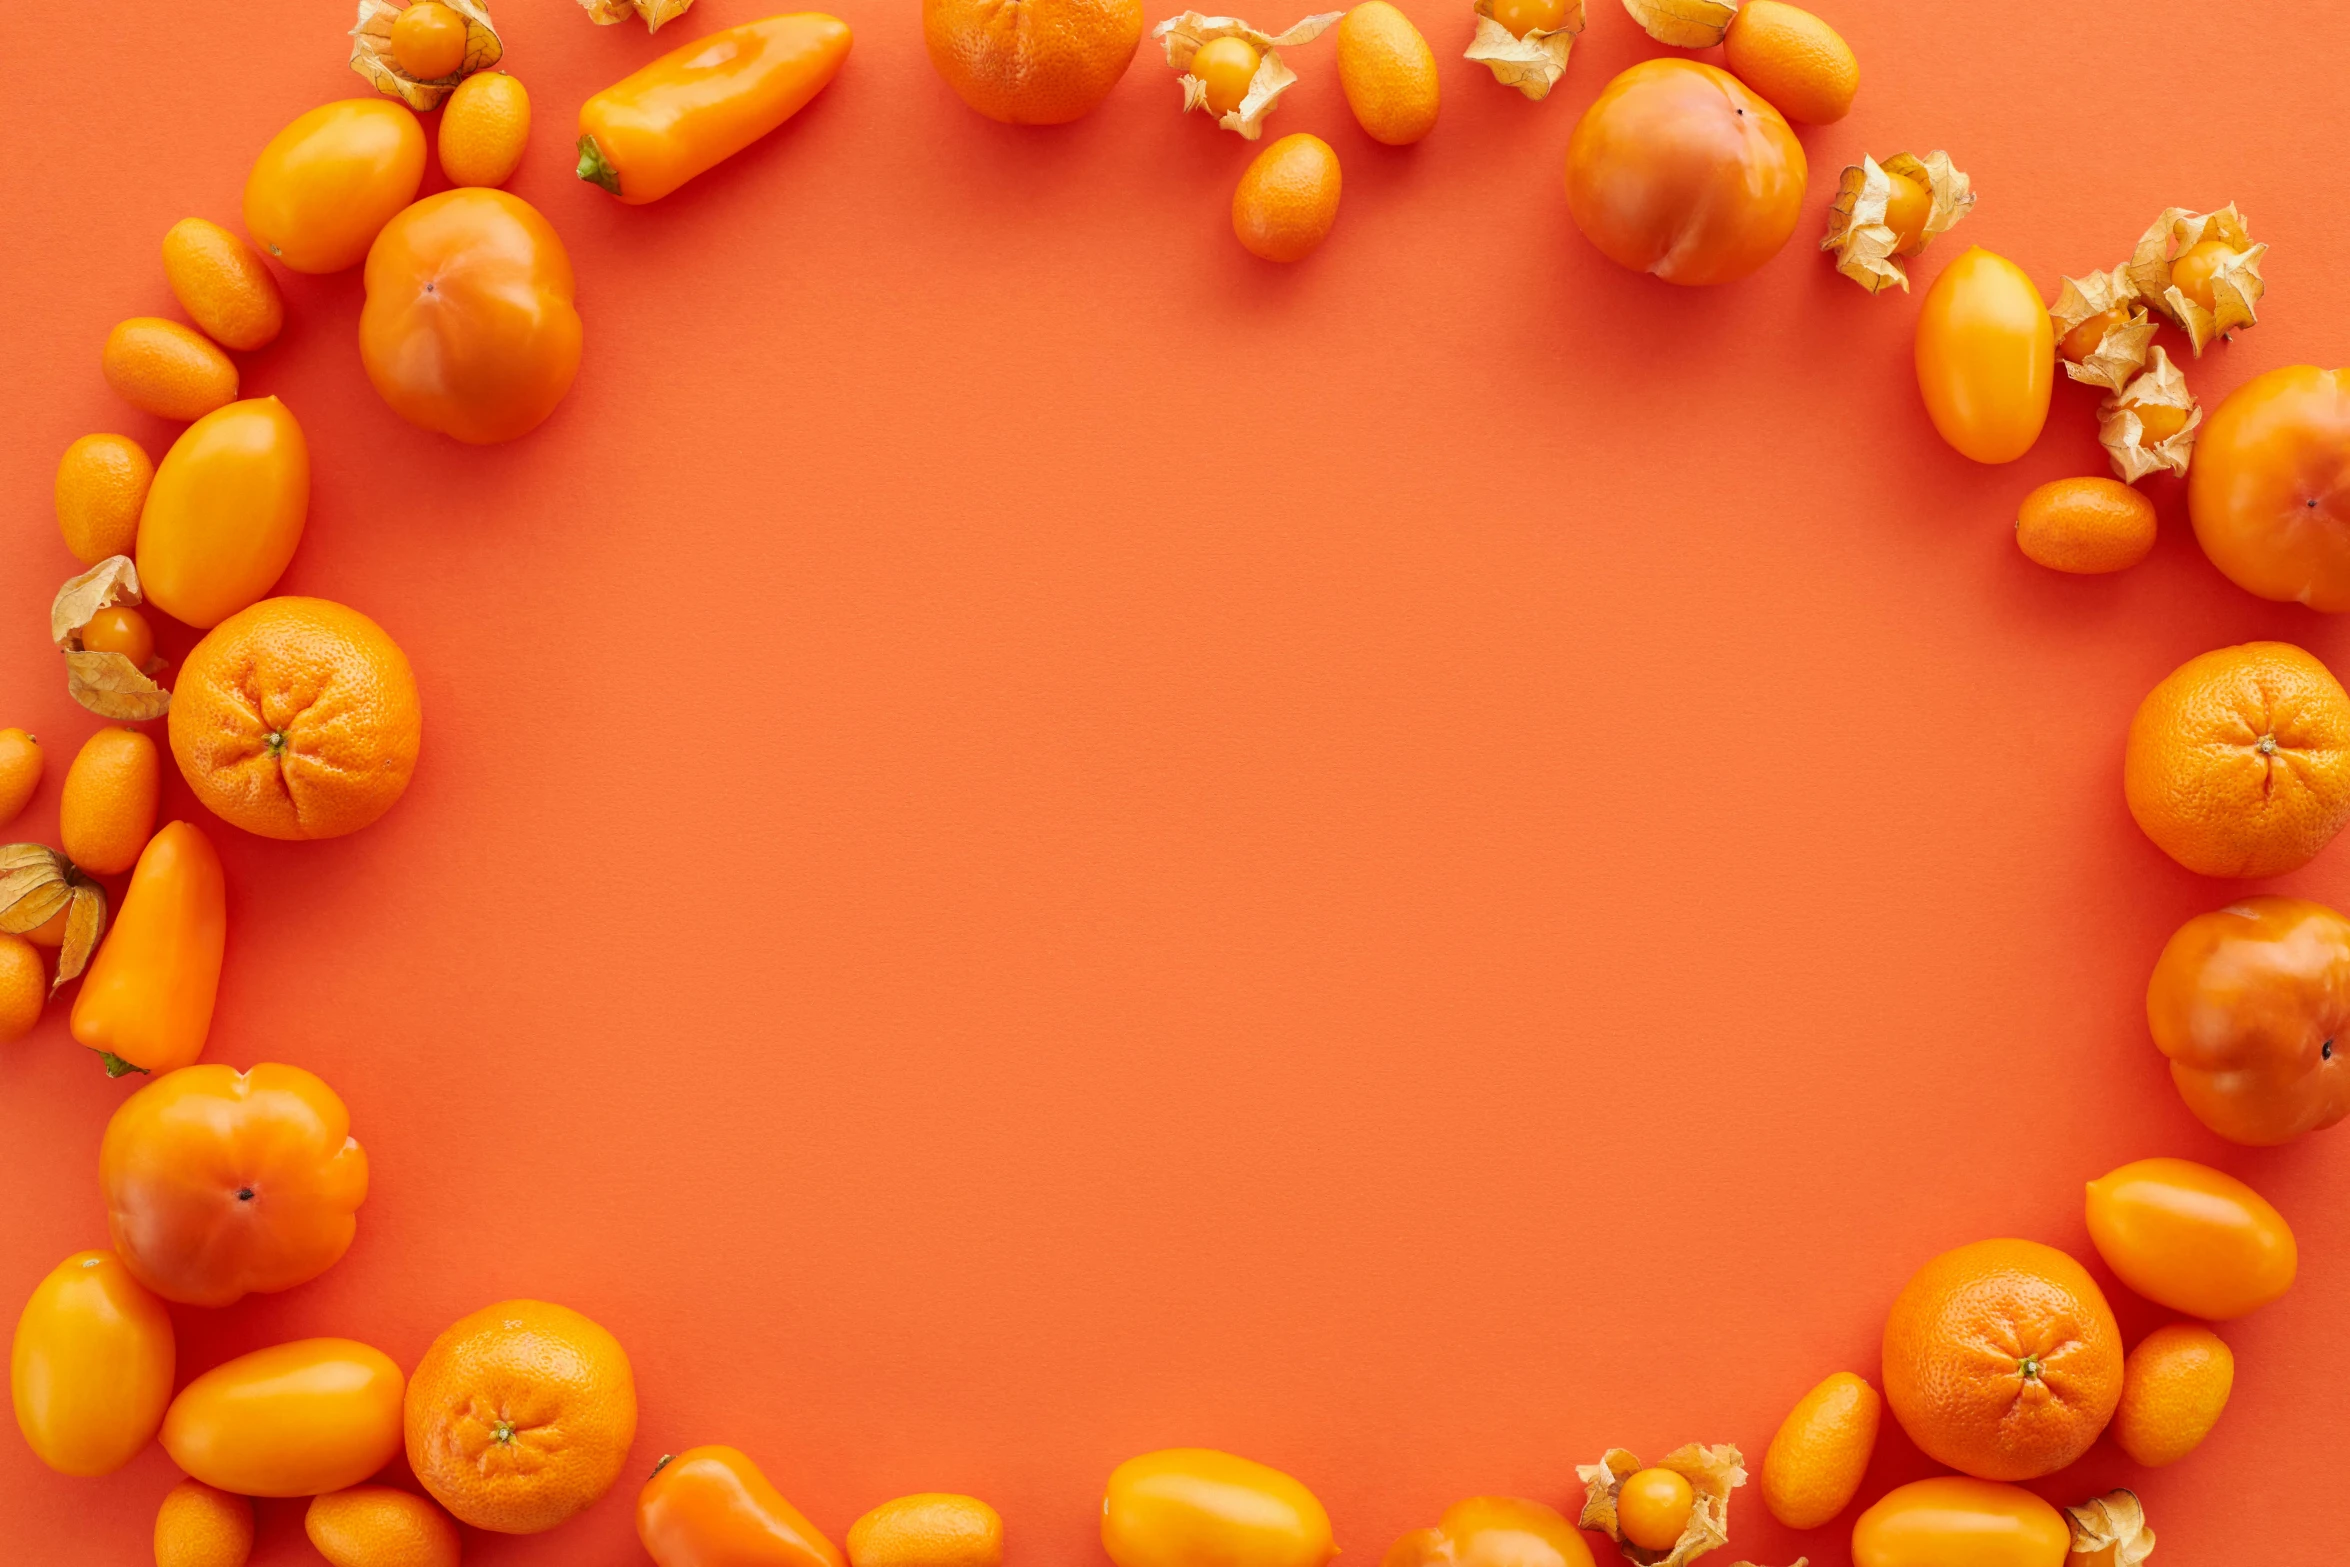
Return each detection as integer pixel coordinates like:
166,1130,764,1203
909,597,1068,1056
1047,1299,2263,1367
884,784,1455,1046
923,0,1143,124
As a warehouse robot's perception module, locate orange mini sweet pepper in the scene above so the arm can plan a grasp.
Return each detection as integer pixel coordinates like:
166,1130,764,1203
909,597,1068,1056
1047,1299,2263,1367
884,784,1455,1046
576,14,853,204
638,1445,843,1567
68,820,225,1077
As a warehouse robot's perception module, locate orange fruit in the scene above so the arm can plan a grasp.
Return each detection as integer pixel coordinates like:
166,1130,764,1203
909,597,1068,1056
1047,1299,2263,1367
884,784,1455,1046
2124,641,2350,878
922,0,1144,125
0,728,42,827
1615,1468,1693,1553
307,1485,463,1567
1881,1238,2124,1481
848,1492,1006,1567
439,71,531,188
1721,1,1857,125
2111,1323,2232,1467
1233,134,1342,264
154,1478,255,1567
2016,477,2157,574
390,1,470,79
168,597,423,842
1335,3,1439,147
101,318,238,422
1759,1370,1880,1529
55,435,154,565
405,1299,638,1534
0,933,42,1042
82,605,157,668
60,726,160,877
162,219,285,353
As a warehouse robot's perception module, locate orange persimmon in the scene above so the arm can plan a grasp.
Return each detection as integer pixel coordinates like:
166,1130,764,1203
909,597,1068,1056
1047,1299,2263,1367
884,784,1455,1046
2186,365,2350,610
2147,895,2350,1145
1564,58,1806,287
360,189,581,444
68,820,225,1076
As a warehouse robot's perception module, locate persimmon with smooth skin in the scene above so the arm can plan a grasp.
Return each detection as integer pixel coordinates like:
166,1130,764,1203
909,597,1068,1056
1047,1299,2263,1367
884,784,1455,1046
102,1062,368,1306
2015,477,2155,573
162,1338,405,1497
1102,1449,1335,1567
60,726,159,876
162,219,284,352
1915,248,2053,463
244,100,427,273
2084,1157,2296,1319
1233,134,1341,263
1565,60,1806,287
103,319,238,422
2147,895,2350,1144
639,1445,845,1567
847,1494,1003,1567
68,820,226,1076
0,728,42,826
135,396,310,630
1720,1,1856,125
2123,641,2350,879
924,0,1140,125
10,1250,175,1477
1849,1478,2068,1567
1761,1371,1880,1529
2186,365,2350,610
307,1486,463,1567
154,1479,256,1567
578,14,855,202
55,435,153,565
361,188,581,443
1381,1496,1595,1567
1880,1238,2123,1481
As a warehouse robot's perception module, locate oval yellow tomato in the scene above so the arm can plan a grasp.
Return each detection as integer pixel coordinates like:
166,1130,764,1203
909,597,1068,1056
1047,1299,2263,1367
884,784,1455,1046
10,1250,174,1477
135,397,309,631
1914,248,2053,463
1850,1478,2068,1567
1383,1496,1594,1567
161,1338,405,1497
1102,1449,1335,1567
244,100,426,274
2084,1157,2296,1319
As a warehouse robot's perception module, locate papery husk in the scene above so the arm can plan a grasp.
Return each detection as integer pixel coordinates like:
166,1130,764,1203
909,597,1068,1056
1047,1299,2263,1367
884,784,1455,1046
1464,0,1584,99
1820,152,1973,294
0,844,108,996
578,0,695,28
51,558,169,722
349,0,503,110
2066,1489,2154,1566
1622,0,1736,47
1154,11,1343,138
1577,1444,1745,1567
2099,346,2200,483
2049,267,2156,393
2125,204,2266,355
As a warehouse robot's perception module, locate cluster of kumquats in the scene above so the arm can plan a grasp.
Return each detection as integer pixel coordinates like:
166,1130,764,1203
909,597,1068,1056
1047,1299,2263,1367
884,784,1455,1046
5,1,2346,1566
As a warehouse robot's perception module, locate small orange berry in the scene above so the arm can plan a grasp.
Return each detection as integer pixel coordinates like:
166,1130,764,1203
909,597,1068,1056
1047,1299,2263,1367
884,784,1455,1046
2169,238,2234,314
1616,1467,1695,1553
1193,37,1261,117
390,1,469,80
1882,170,1932,255
81,606,156,669
1490,0,1572,35
2060,305,2129,364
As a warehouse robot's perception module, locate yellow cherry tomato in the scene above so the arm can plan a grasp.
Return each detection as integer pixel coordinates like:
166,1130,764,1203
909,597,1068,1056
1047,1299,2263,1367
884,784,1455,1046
390,0,469,80
1102,1449,1335,1567
135,396,310,630
10,1250,175,1477
2084,1157,2296,1320
161,1338,405,1497
1850,1478,2068,1567
1193,37,1261,117
1382,1496,1594,1567
1913,247,2053,464
244,100,427,274
1616,1468,1694,1553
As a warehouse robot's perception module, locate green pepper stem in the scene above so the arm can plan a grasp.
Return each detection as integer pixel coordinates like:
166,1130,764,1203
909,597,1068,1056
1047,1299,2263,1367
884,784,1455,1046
576,135,622,196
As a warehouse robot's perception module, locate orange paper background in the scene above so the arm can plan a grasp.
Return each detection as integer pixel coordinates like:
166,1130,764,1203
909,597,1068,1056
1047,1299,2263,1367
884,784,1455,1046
3,1,2347,1562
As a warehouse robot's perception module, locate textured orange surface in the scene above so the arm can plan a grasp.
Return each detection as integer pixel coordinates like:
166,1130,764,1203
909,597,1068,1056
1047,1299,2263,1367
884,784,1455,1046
2,2,2347,1563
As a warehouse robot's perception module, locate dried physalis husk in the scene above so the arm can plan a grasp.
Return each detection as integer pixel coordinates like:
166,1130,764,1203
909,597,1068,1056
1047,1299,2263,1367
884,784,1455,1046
2125,204,2267,356
1153,11,1344,138
578,0,694,29
1578,1444,1745,1567
1622,0,1736,47
1465,0,1585,100
2066,1490,2154,1567
350,0,503,111
2049,267,2157,394
1820,151,1974,294
2100,345,2200,483
51,557,170,722
0,844,108,996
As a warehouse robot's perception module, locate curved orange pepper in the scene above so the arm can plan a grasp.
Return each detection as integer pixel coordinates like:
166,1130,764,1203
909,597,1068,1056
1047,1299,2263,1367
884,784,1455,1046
638,1445,843,1567
101,1062,368,1308
576,14,854,204
68,820,225,1077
